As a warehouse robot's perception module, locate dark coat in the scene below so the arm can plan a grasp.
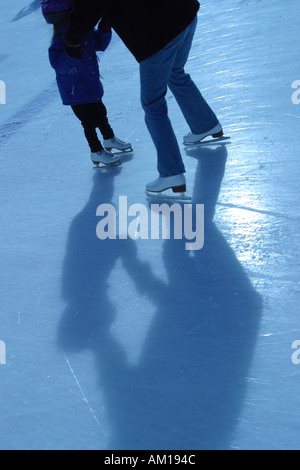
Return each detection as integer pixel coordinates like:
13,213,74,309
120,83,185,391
49,28,111,105
65,0,200,63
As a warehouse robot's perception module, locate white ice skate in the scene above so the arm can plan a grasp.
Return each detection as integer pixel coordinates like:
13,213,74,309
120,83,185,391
91,149,121,167
183,123,228,145
146,174,191,201
103,136,133,154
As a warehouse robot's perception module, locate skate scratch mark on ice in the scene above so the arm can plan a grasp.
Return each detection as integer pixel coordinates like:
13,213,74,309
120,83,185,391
0,83,57,145
283,113,300,120
63,353,106,436
217,202,300,222
125,124,143,142
33,291,43,314
287,280,300,299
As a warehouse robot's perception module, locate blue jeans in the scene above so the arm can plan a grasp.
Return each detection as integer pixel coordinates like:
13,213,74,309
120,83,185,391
140,17,219,177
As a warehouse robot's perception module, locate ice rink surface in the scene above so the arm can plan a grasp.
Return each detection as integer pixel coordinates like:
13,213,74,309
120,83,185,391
0,0,299,450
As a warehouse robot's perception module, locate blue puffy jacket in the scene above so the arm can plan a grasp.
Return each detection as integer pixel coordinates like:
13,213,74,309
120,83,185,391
49,27,112,106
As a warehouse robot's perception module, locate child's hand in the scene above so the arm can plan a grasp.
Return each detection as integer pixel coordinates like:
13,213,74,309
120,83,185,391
98,17,111,33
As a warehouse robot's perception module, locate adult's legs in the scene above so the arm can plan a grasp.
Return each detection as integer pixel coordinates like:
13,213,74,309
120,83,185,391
140,17,219,177
140,37,186,177
168,18,219,135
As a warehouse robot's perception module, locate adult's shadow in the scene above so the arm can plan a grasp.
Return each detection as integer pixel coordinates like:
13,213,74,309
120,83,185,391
58,146,262,450
128,145,262,449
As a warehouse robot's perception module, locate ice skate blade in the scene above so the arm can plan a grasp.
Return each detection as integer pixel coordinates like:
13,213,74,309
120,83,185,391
184,135,231,146
104,147,133,155
145,190,192,202
93,160,121,168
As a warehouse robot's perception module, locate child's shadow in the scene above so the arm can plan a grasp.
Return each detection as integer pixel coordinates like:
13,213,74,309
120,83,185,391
58,147,262,450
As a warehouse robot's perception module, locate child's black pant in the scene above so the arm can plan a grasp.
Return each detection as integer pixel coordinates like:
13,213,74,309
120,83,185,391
71,102,114,153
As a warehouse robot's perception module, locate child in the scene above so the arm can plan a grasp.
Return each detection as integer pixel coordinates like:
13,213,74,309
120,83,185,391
42,0,132,167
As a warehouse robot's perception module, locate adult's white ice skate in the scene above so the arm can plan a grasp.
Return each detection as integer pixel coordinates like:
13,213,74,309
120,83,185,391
103,136,133,153
183,123,228,145
146,174,191,201
91,149,121,167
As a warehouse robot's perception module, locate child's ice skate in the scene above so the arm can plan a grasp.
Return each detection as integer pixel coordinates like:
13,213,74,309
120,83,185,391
91,149,121,167
103,136,133,154
183,123,229,145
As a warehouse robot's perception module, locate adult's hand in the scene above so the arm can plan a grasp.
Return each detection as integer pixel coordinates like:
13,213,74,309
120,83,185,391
64,0,104,45
98,17,111,33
